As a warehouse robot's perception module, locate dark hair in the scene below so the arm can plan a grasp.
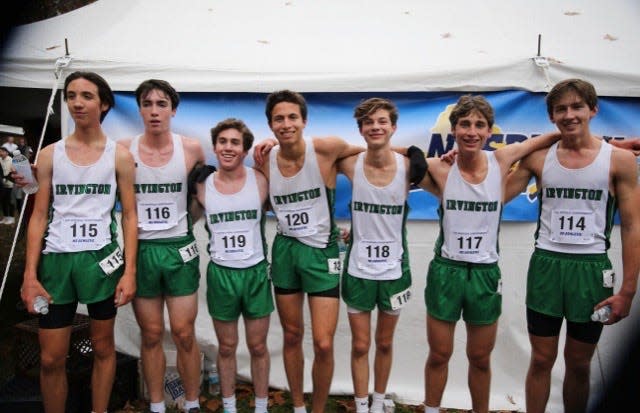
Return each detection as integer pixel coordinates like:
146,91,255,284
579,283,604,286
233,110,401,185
135,79,180,109
63,71,114,122
265,90,308,124
353,97,398,130
210,118,255,152
449,94,494,129
546,79,598,117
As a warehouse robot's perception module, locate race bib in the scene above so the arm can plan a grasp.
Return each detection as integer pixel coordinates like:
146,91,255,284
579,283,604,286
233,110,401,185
550,210,595,244
99,246,124,276
138,201,178,230
178,241,199,263
446,228,488,258
356,240,398,271
390,287,412,311
213,230,252,261
278,206,318,237
62,217,105,247
328,258,342,275
602,269,615,288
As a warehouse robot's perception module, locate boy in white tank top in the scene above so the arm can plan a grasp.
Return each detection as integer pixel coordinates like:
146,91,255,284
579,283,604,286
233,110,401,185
191,118,273,413
337,98,411,413
20,71,138,413
416,95,560,413
119,79,205,413
506,78,640,413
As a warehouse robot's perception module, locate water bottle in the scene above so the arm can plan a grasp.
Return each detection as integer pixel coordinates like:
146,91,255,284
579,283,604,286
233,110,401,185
33,295,49,315
591,305,611,323
207,366,220,396
12,150,39,194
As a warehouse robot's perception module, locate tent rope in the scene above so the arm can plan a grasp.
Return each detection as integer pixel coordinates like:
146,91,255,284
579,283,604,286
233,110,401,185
0,55,72,307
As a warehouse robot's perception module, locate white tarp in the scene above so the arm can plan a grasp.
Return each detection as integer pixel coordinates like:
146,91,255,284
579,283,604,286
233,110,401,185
3,1,639,411
2,0,640,96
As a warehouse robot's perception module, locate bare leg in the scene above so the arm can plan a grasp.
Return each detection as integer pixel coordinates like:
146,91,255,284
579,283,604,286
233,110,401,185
133,297,166,404
563,336,597,413
245,315,271,398
424,315,455,408
525,334,559,413
465,322,498,413
275,292,305,408
39,327,72,413
213,318,239,398
308,295,339,413
167,293,201,401
347,310,372,398
89,317,117,413
373,311,400,395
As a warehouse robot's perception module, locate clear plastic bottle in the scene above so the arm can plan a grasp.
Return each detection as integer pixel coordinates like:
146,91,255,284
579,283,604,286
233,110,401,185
207,366,220,396
591,305,611,323
11,150,38,194
33,295,49,315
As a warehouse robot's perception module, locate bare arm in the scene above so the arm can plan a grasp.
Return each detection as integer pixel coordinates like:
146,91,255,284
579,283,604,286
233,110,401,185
494,132,560,175
609,137,640,156
189,181,206,222
252,138,279,166
20,145,54,313
114,144,138,306
416,157,445,198
313,135,365,165
182,136,206,171
504,150,543,203
597,149,640,324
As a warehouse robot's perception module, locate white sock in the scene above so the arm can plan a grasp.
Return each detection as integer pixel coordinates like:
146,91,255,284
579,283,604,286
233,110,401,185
370,392,385,413
184,399,200,411
293,406,307,413
424,405,440,413
355,396,369,413
222,395,237,413
254,396,269,413
149,401,166,413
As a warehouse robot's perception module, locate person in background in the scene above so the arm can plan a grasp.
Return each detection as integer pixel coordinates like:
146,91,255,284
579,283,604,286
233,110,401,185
505,78,639,413
119,79,205,413
0,146,15,225
415,95,560,413
20,71,137,413
17,136,34,161
191,118,273,413
1,135,18,154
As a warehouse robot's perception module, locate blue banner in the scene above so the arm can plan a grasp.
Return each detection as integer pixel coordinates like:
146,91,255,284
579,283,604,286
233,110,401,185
103,90,640,221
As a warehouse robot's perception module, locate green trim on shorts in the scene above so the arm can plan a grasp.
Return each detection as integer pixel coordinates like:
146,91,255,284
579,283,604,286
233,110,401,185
424,255,501,325
270,233,340,293
38,240,123,305
526,248,613,323
136,234,200,297
206,260,274,321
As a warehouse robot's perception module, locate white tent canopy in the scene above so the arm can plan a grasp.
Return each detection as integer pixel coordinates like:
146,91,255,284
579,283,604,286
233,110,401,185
1,0,640,96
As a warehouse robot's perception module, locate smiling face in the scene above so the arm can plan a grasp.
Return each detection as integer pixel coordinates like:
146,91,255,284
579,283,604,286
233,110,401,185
213,127,247,171
268,102,306,145
549,90,597,139
360,108,396,150
452,110,492,153
65,78,109,128
139,89,176,136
